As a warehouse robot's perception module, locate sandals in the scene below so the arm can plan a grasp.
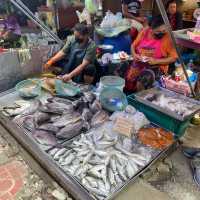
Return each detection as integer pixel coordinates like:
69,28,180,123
191,156,200,187
182,147,200,159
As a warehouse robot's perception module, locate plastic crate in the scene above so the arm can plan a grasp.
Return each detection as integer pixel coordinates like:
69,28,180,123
161,76,196,96
127,94,190,138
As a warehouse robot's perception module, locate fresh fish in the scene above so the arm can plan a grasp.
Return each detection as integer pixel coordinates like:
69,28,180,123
116,162,127,181
89,100,102,114
85,176,98,188
110,157,117,173
32,130,57,146
47,97,72,105
53,148,67,160
48,148,59,156
94,150,107,157
22,116,36,132
37,123,59,134
83,152,94,165
39,105,63,115
47,102,73,111
83,92,96,103
115,174,123,184
76,149,90,157
91,110,109,127
108,168,116,186
60,153,75,166
49,115,61,123
34,112,50,125
56,120,83,140
82,179,107,197
82,108,93,121
3,101,31,117
126,161,136,179
22,100,41,115
53,112,81,128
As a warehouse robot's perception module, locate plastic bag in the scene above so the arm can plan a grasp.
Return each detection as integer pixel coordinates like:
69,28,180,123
85,0,98,14
76,8,91,25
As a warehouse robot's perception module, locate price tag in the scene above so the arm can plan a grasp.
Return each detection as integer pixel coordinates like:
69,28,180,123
113,116,134,138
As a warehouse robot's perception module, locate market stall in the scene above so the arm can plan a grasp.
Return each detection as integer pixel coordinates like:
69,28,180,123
0,80,178,200
0,0,200,200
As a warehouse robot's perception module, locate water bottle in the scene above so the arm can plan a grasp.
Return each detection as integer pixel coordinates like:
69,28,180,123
187,59,194,70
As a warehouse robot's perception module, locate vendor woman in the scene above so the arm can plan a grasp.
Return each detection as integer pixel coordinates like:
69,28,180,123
125,15,178,92
44,23,96,84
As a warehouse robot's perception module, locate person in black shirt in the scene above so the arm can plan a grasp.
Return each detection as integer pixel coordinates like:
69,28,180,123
166,0,183,30
121,0,145,24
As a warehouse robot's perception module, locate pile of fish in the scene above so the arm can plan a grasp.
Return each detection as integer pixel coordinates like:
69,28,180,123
145,93,199,117
47,123,155,200
2,92,109,148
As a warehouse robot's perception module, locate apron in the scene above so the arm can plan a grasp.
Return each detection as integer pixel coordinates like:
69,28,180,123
125,28,164,92
62,39,91,83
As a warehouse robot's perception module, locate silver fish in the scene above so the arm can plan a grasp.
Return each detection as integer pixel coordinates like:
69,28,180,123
91,110,109,128
83,152,94,165
85,176,98,188
116,162,127,181
108,168,116,186
54,148,67,160
126,161,137,179
48,148,59,156
60,154,75,166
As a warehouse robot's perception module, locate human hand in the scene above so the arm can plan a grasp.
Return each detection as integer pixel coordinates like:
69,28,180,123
148,58,159,65
136,17,146,24
43,60,53,71
61,74,72,82
133,54,142,61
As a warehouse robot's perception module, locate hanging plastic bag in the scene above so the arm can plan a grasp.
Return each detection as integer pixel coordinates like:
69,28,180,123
85,0,98,14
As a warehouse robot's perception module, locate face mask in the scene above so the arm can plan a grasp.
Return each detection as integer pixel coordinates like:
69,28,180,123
75,37,84,43
154,32,165,39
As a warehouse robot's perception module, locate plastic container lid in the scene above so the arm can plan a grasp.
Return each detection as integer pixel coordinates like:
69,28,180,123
100,76,125,89
15,79,41,98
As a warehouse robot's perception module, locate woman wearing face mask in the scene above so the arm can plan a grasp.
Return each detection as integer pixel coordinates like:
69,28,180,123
125,15,178,93
166,0,182,31
44,23,96,84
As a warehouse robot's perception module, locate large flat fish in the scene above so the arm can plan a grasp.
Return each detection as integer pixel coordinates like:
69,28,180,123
22,100,41,115
39,105,63,115
22,116,36,132
34,111,50,125
37,123,59,134
3,101,31,117
53,112,81,128
91,110,109,127
47,102,74,111
47,97,72,105
32,130,57,146
56,120,83,139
